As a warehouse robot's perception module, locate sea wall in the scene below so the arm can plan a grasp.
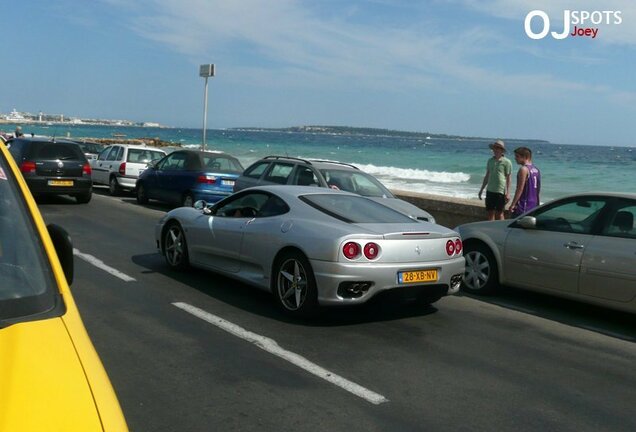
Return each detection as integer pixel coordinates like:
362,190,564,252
392,190,485,228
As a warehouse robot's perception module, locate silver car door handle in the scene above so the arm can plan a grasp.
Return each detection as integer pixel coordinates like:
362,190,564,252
563,242,585,250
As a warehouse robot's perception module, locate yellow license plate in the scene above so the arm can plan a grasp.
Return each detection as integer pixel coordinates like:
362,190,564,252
48,180,74,186
398,269,438,284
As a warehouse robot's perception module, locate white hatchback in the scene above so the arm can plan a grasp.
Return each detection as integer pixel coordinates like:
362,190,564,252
91,144,166,195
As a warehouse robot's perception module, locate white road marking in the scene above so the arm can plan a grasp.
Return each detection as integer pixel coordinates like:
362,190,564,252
73,248,137,282
172,302,389,405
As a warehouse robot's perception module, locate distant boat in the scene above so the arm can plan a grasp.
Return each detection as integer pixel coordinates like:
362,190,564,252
112,133,127,138
5,108,26,122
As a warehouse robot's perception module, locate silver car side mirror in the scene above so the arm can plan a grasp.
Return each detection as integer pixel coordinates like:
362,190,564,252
194,200,212,214
517,216,537,229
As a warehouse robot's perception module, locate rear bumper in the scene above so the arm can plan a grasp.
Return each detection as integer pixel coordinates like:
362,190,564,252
115,175,138,190
192,188,232,204
310,256,465,305
25,177,92,195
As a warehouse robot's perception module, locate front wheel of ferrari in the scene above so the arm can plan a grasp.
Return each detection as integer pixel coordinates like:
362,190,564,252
273,252,318,318
163,222,189,270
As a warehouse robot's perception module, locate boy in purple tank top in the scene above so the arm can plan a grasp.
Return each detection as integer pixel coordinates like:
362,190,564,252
509,147,541,217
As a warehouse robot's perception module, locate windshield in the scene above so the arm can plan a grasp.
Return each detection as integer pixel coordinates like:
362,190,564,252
0,151,57,323
30,142,85,160
300,194,415,223
203,155,244,173
79,142,103,153
127,148,165,163
319,169,393,198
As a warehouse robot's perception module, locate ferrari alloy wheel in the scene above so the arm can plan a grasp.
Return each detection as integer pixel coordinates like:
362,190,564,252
462,243,498,294
274,253,318,317
164,223,189,270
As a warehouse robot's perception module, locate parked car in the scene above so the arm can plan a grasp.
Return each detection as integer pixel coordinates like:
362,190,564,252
7,137,93,203
91,143,166,195
0,140,128,430
155,186,464,317
456,192,636,313
72,139,104,161
234,156,436,223
137,149,244,207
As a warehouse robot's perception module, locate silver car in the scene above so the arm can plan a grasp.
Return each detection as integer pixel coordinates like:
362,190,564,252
234,156,437,223
456,192,636,313
155,186,465,317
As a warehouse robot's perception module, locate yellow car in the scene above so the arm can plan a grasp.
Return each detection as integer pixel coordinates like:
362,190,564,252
0,141,128,431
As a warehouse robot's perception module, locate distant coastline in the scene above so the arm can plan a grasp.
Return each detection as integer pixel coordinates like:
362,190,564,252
230,125,551,144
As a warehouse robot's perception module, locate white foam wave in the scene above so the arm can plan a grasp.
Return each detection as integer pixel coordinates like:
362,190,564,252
356,163,470,184
381,179,477,200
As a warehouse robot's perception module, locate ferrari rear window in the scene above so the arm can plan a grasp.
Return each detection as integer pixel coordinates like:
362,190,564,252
300,194,416,224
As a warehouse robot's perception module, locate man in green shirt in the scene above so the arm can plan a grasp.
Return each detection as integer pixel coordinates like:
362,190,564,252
478,139,512,221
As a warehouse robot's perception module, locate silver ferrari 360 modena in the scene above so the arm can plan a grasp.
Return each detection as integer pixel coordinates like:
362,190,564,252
155,186,465,317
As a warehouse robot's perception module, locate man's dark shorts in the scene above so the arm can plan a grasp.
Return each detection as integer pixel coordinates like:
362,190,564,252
485,191,506,211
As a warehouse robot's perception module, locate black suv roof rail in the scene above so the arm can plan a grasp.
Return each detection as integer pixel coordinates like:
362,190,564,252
308,159,360,170
263,155,312,164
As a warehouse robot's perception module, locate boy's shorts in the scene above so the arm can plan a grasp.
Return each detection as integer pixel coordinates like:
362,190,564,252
485,191,506,211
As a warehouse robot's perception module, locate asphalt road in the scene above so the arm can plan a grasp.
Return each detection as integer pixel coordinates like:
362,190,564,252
38,190,636,432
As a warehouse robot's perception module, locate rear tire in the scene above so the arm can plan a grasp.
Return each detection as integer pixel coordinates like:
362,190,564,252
75,191,92,204
462,242,499,294
163,222,189,270
136,183,149,204
109,176,122,196
272,252,319,318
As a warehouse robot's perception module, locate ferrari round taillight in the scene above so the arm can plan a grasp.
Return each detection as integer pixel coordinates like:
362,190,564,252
343,242,360,260
445,240,456,256
363,242,380,260
454,238,463,255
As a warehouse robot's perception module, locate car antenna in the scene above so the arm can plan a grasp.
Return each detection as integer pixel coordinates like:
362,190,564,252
51,124,60,142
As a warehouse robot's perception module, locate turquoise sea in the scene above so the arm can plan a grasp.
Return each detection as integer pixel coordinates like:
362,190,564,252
7,124,635,203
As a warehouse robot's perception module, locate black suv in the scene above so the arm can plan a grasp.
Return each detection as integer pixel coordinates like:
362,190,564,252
8,137,93,203
233,156,435,222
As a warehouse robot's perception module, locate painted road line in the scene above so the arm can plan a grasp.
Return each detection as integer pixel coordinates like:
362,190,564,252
73,248,137,282
172,302,389,405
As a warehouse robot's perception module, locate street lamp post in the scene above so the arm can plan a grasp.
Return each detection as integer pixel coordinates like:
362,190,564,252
199,64,215,150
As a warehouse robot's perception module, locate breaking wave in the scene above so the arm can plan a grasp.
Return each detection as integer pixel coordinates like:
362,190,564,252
355,163,470,184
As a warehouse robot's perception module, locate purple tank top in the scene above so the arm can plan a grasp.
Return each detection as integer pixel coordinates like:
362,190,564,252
513,163,540,216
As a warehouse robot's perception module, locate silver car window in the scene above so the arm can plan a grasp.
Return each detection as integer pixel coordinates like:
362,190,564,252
264,163,294,184
533,199,607,234
128,149,165,163
97,146,112,161
215,192,270,218
243,162,269,179
320,169,391,198
106,146,120,161
301,194,415,224
602,202,636,239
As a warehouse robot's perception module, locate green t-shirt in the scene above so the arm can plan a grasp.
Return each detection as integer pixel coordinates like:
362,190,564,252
486,156,512,194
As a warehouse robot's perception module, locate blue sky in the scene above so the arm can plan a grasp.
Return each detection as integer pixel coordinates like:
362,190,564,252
3,0,635,146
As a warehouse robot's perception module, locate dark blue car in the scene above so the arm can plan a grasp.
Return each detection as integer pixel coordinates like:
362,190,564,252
136,149,244,207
